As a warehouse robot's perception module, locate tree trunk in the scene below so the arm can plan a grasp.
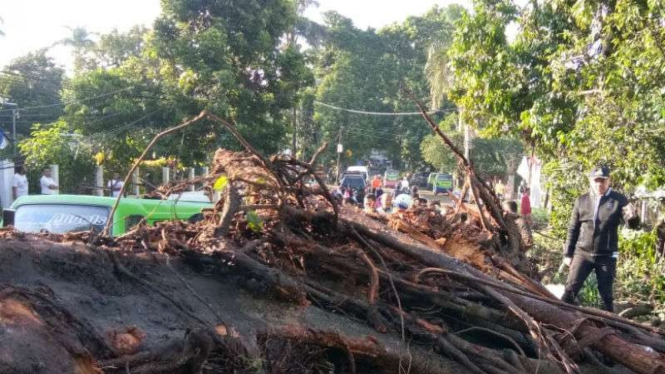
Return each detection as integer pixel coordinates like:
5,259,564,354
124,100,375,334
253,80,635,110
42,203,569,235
292,106,297,159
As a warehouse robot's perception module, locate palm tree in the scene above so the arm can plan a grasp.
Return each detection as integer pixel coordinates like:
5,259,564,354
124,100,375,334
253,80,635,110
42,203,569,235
55,26,97,72
425,42,452,109
61,26,96,49
286,0,326,48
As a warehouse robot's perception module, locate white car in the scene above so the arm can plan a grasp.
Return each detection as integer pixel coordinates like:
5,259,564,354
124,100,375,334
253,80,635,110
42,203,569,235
346,166,369,182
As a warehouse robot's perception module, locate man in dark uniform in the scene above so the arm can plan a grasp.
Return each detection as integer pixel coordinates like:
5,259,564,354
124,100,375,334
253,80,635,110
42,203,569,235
561,165,639,312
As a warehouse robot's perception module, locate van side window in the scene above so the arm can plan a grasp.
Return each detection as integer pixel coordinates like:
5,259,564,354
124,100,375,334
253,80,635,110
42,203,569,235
126,215,145,231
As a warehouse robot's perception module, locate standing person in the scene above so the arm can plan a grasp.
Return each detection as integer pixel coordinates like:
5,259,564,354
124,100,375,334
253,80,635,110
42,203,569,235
108,172,125,197
377,193,393,215
12,166,29,200
40,167,59,195
520,187,532,226
561,165,639,312
401,177,410,190
371,175,382,192
374,188,384,208
364,194,377,214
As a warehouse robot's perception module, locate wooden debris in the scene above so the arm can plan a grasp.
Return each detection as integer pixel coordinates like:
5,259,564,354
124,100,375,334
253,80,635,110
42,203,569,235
0,138,664,374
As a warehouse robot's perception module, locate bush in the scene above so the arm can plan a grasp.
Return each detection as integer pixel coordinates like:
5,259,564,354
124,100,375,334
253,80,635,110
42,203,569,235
531,228,665,313
616,229,665,307
530,207,550,230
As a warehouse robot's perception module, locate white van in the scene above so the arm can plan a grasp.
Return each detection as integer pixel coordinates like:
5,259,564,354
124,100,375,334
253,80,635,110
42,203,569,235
346,166,369,182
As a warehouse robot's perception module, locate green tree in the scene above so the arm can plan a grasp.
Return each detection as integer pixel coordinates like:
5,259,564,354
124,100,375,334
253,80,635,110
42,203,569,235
421,114,523,180
313,6,462,168
0,50,65,135
92,26,148,68
19,120,95,193
54,0,310,174
445,0,665,231
280,0,320,159
58,27,97,73
420,115,462,173
152,0,301,156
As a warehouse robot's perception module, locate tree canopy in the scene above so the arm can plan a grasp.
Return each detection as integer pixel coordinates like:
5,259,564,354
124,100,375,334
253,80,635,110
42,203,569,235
7,0,664,207
0,50,65,135
312,6,464,169
445,0,665,229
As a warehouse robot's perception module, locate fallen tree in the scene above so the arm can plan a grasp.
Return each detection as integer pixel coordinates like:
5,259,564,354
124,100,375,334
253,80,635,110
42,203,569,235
1,113,664,374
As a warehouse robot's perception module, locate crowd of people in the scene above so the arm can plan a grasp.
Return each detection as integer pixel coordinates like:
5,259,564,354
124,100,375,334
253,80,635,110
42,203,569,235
10,166,126,200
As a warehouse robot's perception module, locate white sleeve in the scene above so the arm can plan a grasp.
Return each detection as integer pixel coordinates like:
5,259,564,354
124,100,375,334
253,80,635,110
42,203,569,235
12,175,18,188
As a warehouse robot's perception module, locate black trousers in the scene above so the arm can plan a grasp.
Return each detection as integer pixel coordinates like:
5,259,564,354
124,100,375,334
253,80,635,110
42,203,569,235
561,254,617,312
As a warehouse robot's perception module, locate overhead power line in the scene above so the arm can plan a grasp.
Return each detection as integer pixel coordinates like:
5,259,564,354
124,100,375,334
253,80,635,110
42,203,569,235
314,101,455,116
0,86,134,114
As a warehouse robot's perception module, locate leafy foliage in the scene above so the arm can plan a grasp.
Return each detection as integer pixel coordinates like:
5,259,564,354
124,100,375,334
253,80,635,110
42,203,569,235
313,7,463,169
446,0,665,231
421,113,523,179
18,120,95,193
0,50,65,135
42,0,316,177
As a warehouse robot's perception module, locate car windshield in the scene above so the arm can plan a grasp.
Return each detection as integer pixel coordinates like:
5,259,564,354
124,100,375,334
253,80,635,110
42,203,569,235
342,177,365,189
386,172,399,180
14,204,110,234
437,174,452,180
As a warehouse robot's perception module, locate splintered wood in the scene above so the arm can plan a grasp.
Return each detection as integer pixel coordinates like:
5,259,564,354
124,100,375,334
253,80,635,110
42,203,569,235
1,143,665,373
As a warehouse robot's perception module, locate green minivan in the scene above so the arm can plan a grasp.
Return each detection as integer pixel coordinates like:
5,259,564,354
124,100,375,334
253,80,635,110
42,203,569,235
433,173,454,195
2,194,212,237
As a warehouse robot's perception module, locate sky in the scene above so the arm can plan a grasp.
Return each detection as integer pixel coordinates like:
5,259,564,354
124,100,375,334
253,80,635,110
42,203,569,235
0,0,162,69
0,0,472,71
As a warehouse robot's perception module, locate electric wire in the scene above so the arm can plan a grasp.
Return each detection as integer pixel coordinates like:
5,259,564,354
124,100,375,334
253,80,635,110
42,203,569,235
314,100,456,116
0,86,134,114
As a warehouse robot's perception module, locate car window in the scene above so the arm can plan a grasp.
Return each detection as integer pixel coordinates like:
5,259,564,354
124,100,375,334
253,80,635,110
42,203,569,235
342,177,365,188
14,204,109,234
126,214,145,231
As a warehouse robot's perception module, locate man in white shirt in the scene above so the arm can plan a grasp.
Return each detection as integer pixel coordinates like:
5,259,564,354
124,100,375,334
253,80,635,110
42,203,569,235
40,168,59,195
107,172,124,197
12,166,29,200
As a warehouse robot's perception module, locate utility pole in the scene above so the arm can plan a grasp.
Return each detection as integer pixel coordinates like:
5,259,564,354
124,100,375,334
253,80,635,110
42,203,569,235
12,109,17,157
336,125,343,185
292,106,297,160
458,108,471,159
4,102,18,157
